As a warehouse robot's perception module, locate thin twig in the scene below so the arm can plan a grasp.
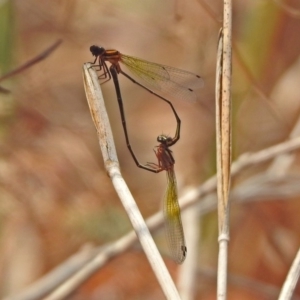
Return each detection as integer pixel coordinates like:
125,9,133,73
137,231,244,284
0,39,62,84
273,0,300,18
278,247,300,300
3,246,99,300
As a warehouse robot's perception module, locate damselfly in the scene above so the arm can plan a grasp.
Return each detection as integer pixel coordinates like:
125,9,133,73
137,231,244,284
145,132,186,264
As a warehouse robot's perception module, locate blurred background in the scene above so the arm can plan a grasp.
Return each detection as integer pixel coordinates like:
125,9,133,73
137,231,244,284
1,0,300,299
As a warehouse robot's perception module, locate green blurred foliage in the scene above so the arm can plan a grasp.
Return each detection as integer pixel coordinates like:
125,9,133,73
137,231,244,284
0,1,14,73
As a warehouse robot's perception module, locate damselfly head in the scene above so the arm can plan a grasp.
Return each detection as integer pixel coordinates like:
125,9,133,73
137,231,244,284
90,45,105,57
157,134,172,145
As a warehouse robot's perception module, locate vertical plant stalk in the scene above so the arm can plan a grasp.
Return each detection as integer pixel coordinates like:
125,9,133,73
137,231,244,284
215,0,232,299
80,63,181,300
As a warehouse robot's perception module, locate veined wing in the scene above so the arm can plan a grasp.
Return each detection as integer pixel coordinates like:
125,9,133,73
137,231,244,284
120,54,204,102
163,167,186,264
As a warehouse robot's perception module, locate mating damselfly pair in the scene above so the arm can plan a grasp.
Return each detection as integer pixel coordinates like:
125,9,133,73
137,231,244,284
89,45,204,264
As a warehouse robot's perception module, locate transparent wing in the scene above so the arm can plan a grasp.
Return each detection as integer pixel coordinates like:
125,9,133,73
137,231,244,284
163,168,186,264
120,54,204,102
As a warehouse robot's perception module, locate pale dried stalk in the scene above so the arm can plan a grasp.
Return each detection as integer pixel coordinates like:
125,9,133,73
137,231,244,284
216,0,232,299
278,247,300,300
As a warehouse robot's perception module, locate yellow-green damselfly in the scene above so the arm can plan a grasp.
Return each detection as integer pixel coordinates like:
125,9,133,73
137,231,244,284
146,133,186,264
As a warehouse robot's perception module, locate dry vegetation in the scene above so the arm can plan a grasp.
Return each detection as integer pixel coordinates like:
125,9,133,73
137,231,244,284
1,0,300,299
